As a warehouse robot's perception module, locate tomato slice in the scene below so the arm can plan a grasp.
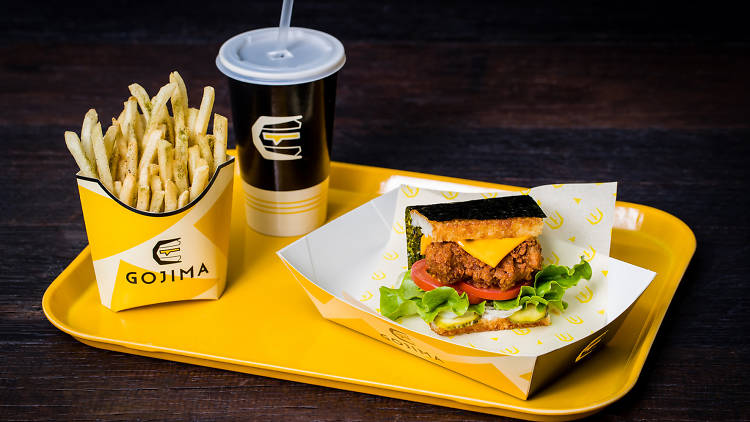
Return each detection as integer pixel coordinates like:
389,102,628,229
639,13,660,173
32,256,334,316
457,281,523,301
410,259,442,291
411,259,483,304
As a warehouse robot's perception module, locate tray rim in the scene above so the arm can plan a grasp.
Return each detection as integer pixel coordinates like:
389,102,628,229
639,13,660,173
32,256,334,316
42,160,697,420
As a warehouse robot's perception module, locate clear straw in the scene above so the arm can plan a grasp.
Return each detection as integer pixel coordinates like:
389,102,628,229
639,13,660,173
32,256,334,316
276,0,294,54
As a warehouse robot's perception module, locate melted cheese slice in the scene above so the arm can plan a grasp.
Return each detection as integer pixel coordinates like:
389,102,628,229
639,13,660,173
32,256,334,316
420,235,433,255
419,235,528,268
457,237,528,267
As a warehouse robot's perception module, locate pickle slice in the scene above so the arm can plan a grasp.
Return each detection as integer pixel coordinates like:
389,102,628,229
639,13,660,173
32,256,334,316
508,303,547,323
434,311,480,330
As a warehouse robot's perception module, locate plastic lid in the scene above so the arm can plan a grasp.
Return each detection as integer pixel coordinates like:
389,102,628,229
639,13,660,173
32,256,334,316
216,27,346,86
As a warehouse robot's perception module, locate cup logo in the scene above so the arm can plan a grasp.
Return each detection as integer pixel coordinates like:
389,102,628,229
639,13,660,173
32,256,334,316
153,238,182,265
251,115,303,160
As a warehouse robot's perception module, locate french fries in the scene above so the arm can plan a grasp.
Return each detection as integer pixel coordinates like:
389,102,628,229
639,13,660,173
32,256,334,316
212,114,227,175
138,128,163,188
64,131,96,178
157,140,174,188
195,133,213,173
173,128,189,192
137,186,151,211
103,122,120,165
150,174,162,194
80,109,98,164
63,72,229,213
149,190,165,213
164,180,178,212
120,97,138,139
147,82,177,135
119,173,137,207
91,122,114,192
126,124,139,176
177,190,189,209
190,163,209,201
169,72,188,134
187,108,199,145
128,83,152,123
188,145,201,181
194,86,215,137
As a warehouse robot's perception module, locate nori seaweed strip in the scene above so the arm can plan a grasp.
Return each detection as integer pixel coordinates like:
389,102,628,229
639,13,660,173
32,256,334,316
405,206,424,268
410,195,546,222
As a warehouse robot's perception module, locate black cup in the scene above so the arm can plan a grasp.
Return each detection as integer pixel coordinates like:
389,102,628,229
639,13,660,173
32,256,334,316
217,27,345,236
227,74,338,193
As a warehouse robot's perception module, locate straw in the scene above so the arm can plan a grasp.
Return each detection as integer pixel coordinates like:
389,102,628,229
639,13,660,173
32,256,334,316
276,0,294,56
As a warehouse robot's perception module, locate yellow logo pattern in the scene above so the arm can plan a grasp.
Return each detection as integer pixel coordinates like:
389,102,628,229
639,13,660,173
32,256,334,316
583,245,596,262
564,315,584,325
441,191,459,200
586,207,604,225
401,186,419,198
544,251,560,266
383,250,399,260
555,333,574,342
575,285,594,303
545,210,564,229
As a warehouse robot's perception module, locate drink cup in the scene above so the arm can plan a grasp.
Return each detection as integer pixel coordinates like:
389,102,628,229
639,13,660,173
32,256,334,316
216,27,345,236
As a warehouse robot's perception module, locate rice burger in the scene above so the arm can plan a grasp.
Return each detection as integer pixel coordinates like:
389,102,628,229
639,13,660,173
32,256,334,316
379,195,592,336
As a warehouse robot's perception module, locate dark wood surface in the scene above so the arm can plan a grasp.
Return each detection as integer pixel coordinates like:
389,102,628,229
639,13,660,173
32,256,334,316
2,1,749,420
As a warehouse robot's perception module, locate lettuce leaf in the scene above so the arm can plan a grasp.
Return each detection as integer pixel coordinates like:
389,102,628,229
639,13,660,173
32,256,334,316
378,282,421,320
379,272,485,323
493,257,592,312
380,257,591,323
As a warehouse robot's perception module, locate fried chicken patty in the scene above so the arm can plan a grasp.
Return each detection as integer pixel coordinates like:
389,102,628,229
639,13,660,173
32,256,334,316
424,238,543,289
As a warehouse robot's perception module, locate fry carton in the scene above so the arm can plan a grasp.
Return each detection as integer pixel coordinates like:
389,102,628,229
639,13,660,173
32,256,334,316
278,182,656,399
76,158,235,311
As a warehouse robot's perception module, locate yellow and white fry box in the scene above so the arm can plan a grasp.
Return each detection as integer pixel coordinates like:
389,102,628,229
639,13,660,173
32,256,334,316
75,157,235,311
277,182,656,399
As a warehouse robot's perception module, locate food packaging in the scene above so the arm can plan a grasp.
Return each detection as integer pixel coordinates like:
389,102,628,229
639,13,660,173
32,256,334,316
277,182,656,399
75,158,235,311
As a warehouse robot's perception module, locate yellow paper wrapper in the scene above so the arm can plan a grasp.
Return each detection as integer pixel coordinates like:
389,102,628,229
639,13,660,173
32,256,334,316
366,184,615,354
278,181,656,399
76,158,235,311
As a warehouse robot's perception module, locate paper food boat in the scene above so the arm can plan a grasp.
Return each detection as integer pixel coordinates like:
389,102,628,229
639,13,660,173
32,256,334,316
278,182,656,399
76,157,235,311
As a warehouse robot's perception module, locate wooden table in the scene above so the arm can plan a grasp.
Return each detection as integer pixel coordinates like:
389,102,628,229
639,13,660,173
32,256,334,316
2,2,748,420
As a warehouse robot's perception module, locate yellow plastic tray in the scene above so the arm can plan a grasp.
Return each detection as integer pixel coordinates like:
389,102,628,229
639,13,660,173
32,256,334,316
42,161,695,420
